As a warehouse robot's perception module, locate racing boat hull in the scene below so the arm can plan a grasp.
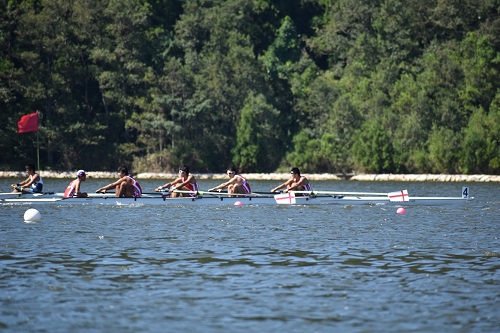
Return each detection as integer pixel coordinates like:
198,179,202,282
0,193,473,206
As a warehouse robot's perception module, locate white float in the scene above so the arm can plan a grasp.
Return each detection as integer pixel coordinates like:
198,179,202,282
24,208,41,222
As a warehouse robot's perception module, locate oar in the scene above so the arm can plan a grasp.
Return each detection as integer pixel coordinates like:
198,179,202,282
173,189,229,196
1,190,55,196
0,192,22,196
89,192,165,198
173,190,275,198
94,190,164,195
291,189,410,202
251,191,280,196
291,190,391,196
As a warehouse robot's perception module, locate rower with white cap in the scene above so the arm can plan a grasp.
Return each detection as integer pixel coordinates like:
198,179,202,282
63,170,89,198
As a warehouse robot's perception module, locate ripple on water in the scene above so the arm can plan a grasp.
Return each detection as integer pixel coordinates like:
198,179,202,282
0,181,499,332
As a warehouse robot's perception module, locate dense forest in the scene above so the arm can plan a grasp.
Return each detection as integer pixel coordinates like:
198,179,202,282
1,0,499,174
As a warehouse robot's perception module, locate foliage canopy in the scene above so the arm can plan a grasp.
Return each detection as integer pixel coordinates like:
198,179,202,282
1,0,499,174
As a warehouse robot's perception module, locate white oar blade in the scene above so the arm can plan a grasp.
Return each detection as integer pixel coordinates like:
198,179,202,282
274,192,296,204
388,190,409,202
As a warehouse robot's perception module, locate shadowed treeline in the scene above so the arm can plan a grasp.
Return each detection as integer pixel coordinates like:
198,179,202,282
1,0,499,175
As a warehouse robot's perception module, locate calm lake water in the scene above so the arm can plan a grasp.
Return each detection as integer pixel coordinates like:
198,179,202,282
0,178,499,333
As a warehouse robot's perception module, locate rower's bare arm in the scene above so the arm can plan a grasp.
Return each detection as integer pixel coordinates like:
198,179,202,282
272,179,292,192
157,177,180,191
271,184,282,192
181,175,196,188
175,178,189,189
168,178,187,192
12,177,28,187
210,184,224,192
209,180,230,192
96,178,123,193
75,182,81,194
271,184,283,192
19,176,31,186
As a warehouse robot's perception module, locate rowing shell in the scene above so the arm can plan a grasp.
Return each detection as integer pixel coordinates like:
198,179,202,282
0,187,473,206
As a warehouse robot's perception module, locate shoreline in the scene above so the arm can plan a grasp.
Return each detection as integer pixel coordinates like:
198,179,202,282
0,171,499,182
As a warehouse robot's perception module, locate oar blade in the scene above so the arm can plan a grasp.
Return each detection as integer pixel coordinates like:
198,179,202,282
274,192,296,204
388,190,409,202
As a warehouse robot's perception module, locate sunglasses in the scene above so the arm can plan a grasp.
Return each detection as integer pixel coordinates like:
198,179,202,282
227,172,235,175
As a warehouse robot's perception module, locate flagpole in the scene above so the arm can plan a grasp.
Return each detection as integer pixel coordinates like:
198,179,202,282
37,129,40,171
36,111,40,171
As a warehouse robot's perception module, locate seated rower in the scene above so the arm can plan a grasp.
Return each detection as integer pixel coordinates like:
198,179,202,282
95,166,142,198
270,167,311,195
11,163,43,193
63,170,89,198
208,166,251,196
155,165,199,197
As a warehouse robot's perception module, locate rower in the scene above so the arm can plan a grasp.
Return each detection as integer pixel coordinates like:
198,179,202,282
95,166,142,198
63,170,89,198
155,165,199,197
270,167,311,195
11,163,43,193
208,166,251,196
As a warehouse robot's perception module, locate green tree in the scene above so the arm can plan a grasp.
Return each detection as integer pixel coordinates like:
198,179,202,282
9,0,109,169
286,130,349,173
352,114,395,173
232,93,283,171
459,33,500,112
461,100,500,174
1,0,499,175
173,0,268,170
427,126,460,173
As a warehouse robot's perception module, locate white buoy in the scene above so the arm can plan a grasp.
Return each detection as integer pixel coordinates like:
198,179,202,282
234,201,243,207
24,208,41,222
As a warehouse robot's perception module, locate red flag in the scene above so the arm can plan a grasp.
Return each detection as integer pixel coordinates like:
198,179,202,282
17,112,39,133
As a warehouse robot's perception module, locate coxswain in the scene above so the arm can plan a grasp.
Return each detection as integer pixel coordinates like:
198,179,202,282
11,163,43,193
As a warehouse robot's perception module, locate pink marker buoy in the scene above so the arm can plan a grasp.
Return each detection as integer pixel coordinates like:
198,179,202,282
234,201,242,207
396,207,406,215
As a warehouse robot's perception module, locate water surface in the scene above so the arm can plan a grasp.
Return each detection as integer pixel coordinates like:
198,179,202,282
1,179,499,332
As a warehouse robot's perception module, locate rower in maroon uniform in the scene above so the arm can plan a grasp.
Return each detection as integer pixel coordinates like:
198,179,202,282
63,170,89,198
95,166,142,198
155,164,199,197
270,167,311,194
208,166,251,196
